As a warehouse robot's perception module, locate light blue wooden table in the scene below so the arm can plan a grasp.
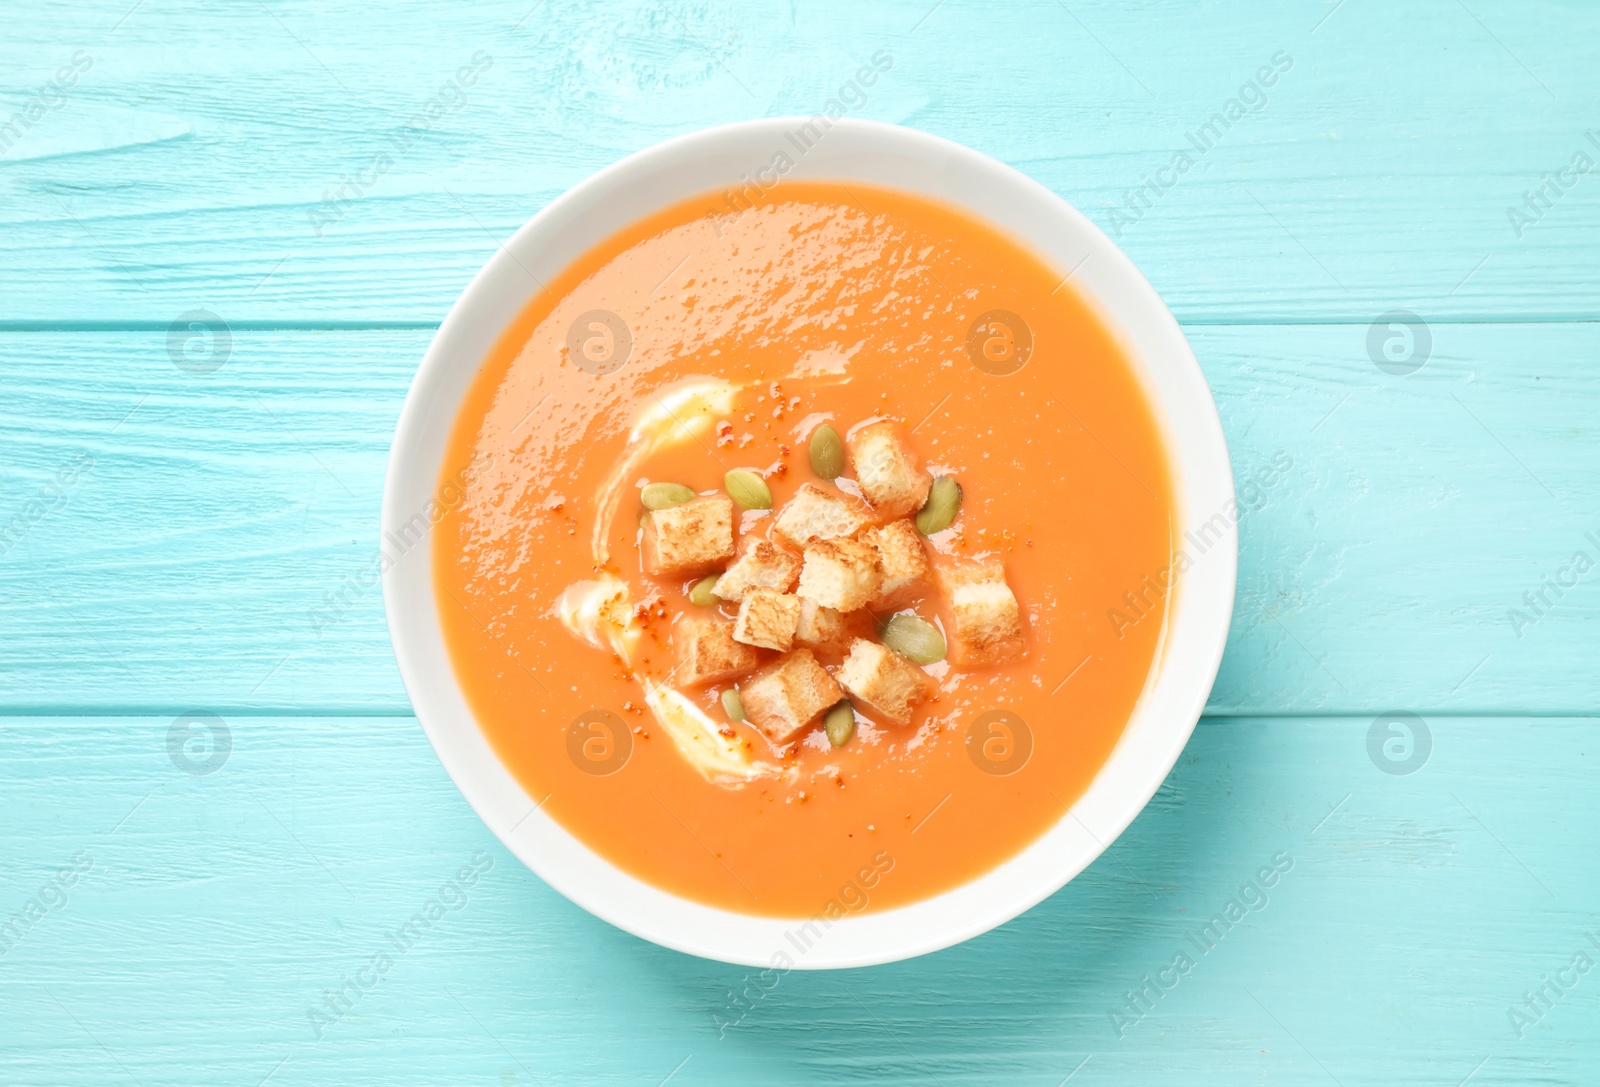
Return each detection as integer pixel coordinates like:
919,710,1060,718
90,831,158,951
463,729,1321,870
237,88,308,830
4,2,1598,1083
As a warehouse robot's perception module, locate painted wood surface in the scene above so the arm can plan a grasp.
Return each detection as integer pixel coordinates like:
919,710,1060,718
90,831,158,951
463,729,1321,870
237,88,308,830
3,322,1596,714
3,0,1598,1082
1,1,1597,323
3,715,1595,1085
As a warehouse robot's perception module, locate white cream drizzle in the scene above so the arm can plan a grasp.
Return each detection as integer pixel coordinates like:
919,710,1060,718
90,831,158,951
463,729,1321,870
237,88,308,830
554,378,797,786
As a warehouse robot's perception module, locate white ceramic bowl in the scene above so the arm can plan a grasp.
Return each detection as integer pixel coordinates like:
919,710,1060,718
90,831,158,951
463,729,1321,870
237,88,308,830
383,118,1235,969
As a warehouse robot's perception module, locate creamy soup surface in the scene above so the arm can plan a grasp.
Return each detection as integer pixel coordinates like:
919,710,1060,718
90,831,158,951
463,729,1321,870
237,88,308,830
434,182,1174,917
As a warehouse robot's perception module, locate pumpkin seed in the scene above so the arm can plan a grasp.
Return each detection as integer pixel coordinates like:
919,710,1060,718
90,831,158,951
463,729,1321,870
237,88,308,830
915,476,962,535
724,468,773,510
808,423,845,479
641,481,697,510
823,700,856,747
881,613,946,664
689,576,719,607
720,687,745,722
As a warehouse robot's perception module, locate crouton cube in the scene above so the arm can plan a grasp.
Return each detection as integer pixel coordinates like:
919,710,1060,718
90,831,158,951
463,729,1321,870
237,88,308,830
738,649,843,745
794,597,857,656
837,638,933,726
847,421,932,519
771,483,870,550
640,495,735,577
673,614,760,686
712,537,800,602
862,519,929,606
732,589,801,651
936,559,1027,667
797,537,882,612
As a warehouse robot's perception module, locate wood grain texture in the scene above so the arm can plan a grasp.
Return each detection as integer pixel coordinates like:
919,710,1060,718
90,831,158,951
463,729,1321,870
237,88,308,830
3,323,1597,714
2,715,1594,1085
2,0,1597,322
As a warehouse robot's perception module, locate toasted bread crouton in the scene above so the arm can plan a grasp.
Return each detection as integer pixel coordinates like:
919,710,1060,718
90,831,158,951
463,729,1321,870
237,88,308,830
794,597,857,656
673,614,760,686
739,649,843,745
797,537,882,612
837,638,932,726
712,537,800,602
771,483,871,550
936,558,1027,666
640,495,735,577
732,588,801,651
862,519,929,606
847,420,932,519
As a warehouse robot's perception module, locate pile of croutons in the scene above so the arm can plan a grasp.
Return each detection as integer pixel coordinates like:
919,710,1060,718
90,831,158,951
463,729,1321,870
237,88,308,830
637,419,1026,749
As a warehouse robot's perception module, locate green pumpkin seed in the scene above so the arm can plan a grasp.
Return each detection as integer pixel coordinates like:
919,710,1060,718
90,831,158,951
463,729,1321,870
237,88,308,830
641,481,697,510
689,576,719,607
808,423,845,479
724,468,773,510
881,614,946,664
915,476,962,535
720,687,745,722
823,700,856,747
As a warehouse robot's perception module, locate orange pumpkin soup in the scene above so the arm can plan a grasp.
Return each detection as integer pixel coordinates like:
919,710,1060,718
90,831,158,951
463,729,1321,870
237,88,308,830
433,182,1174,917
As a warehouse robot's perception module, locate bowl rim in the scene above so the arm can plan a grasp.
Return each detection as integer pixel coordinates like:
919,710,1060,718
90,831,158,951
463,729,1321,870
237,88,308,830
382,116,1236,969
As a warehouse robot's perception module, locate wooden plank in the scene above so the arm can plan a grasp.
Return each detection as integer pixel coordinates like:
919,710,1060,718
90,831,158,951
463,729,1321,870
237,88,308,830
3,323,1598,714
2,0,1597,322
1,714,1593,1084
